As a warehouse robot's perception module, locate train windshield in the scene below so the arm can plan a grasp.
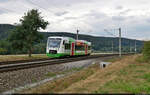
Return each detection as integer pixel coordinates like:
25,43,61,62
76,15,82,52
48,38,61,48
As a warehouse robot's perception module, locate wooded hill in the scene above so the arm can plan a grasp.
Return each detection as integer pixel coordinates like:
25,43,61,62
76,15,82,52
0,24,144,54
0,24,15,40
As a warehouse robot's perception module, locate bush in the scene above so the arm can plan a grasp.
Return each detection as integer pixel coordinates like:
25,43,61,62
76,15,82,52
0,48,7,55
142,41,150,61
33,43,46,54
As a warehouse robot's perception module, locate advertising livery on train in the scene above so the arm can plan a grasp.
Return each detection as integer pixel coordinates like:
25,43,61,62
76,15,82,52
46,36,91,58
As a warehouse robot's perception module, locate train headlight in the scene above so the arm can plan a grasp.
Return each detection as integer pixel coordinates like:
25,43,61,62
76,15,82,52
49,50,57,54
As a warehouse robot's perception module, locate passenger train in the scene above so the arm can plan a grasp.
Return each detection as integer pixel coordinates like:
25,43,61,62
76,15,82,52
46,36,92,58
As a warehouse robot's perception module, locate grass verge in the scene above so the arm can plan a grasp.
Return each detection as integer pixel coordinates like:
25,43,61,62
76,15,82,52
45,67,84,78
0,54,48,62
94,55,150,94
22,55,150,94
104,55,127,62
21,64,100,94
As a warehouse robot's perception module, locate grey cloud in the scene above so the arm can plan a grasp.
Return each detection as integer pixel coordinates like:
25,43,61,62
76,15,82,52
0,0,10,3
45,0,93,5
0,9,5,14
31,0,93,8
125,26,150,40
64,17,77,20
119,9,132,15
85,10,107,19
65,4,71,7
112,16,126,21
1,0,150,40
54,11,69,16
0,7,13,14
116,6,123,10
145,17,150,23
134,23,150,32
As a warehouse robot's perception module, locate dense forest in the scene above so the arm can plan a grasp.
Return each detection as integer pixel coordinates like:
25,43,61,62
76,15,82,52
0,24,144,55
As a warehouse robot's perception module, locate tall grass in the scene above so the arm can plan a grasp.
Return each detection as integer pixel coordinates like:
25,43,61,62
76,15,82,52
142,41,150,62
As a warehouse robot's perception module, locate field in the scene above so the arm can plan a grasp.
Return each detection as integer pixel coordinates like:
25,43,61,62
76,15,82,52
20,55,150,94
0,54,48,62
0,53,113,62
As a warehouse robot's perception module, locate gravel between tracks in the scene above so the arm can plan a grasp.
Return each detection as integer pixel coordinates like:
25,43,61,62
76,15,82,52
0,56,114,93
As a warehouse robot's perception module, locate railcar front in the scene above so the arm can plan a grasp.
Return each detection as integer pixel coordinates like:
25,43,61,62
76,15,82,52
46,37,65,58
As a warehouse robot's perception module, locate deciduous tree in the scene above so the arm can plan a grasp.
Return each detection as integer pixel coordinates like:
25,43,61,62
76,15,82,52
9,9,49,57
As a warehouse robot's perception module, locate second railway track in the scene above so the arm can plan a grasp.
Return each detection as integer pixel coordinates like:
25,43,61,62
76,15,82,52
0,54,126,73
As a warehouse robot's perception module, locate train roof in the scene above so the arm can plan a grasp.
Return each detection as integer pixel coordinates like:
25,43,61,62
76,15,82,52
48,36,91,45
48,36,71,39
76,40,91,45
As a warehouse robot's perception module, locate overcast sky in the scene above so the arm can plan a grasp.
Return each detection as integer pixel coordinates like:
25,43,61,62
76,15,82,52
0,0,150,40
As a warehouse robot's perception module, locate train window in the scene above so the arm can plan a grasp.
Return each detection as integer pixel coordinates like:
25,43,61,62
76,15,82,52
65,43,71,50
63,40,65,45
48,38,61,48
75,45,85,51
88,46,91,50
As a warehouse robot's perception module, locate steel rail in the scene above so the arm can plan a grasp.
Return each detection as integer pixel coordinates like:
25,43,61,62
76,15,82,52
0,54,130,73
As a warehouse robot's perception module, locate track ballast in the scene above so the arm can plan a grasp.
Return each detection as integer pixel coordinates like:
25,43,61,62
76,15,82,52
0,54,128,73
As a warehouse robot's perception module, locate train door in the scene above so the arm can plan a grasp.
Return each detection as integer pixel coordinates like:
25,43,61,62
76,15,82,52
71,42,75,56
85,44,88,55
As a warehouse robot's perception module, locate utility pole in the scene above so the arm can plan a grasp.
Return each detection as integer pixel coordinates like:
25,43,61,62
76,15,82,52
135,40,137,54
104,28,121,55
76,29,79,40
119,28,121,57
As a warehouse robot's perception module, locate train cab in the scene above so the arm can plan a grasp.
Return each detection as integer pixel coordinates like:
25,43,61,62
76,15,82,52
46,36,76,57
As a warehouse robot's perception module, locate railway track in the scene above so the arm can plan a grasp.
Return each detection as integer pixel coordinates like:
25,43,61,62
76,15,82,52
0,54,129,73
0,58,53,65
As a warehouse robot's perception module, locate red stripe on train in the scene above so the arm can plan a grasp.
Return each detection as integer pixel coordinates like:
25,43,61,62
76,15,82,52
85,44,88,55
71,43,75,56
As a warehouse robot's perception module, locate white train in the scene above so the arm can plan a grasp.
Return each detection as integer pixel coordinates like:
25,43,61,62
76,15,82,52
46,36,92,58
